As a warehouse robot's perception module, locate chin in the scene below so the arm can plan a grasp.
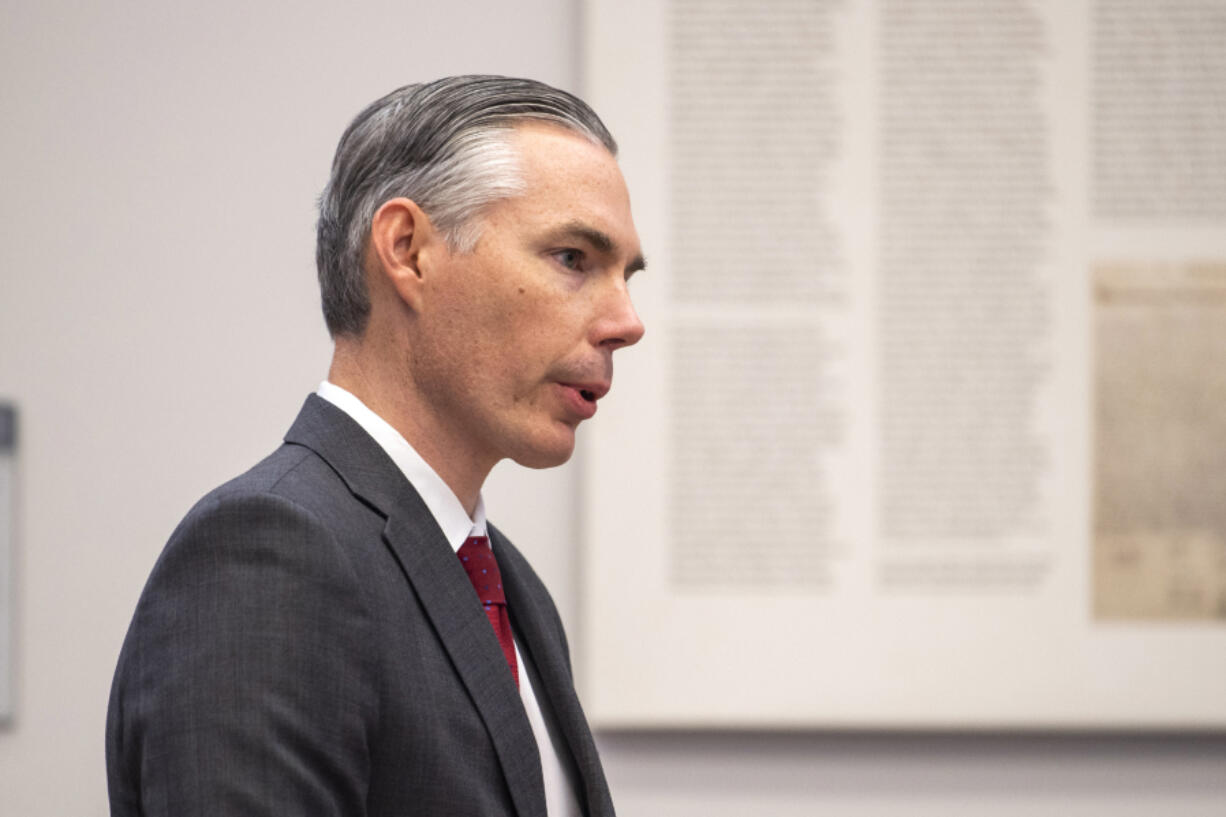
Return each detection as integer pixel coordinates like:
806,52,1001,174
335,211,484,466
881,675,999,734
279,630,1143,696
508,428,577,470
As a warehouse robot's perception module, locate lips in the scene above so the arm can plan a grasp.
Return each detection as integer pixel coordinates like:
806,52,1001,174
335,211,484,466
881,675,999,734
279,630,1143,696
556,380,609,420
568,381,609,401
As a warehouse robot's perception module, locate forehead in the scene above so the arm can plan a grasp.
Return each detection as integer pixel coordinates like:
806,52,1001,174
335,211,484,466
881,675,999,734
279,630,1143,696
484,123,640,255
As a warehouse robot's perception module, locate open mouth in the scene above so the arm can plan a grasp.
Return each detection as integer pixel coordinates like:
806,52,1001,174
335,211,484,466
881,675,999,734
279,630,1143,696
558,381,608,415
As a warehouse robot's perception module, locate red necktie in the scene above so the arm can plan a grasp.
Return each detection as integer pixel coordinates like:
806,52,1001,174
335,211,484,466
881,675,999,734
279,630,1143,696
457,535,518,687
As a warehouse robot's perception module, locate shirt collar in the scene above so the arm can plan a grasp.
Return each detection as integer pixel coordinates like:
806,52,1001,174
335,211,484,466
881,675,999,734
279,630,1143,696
316,381,486,551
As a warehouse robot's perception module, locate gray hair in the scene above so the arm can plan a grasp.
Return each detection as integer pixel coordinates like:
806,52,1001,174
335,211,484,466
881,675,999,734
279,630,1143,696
316,75,618,337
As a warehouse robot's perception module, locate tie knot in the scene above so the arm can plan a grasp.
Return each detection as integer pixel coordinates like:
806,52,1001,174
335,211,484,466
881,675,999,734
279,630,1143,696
457,536,505,606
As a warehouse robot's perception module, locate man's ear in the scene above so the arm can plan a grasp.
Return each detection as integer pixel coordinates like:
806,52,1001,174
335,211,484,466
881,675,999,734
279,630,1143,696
368,197,444,313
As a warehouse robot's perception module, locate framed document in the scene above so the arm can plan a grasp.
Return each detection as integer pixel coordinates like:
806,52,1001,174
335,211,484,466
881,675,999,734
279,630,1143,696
579,0,1226,729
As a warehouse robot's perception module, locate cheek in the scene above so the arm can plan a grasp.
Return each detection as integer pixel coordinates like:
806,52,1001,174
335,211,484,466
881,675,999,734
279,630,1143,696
490,286,567,351
438,267,578,382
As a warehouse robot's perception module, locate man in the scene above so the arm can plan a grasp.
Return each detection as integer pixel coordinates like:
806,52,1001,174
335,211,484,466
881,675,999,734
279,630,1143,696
106,76,644,816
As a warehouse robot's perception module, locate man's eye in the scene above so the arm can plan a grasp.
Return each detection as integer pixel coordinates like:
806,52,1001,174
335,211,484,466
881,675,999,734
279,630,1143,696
554,249,583,270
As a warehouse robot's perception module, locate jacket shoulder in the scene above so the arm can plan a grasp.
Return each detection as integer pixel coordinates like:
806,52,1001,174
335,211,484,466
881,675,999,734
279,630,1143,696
106,442,379,815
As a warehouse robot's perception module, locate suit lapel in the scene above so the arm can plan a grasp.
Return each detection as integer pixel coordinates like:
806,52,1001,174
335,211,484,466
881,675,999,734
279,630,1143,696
285,396,546,817
381,514,546,817
492,528,615,817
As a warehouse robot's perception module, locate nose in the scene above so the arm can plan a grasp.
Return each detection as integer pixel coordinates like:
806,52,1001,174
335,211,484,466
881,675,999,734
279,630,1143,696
594,280,645,351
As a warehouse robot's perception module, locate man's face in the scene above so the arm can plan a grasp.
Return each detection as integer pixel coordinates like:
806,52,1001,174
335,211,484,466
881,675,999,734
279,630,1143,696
410,123,645,471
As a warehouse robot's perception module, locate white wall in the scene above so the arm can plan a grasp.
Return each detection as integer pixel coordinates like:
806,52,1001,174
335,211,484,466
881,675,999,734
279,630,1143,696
0,1,580,812
0,1,1224,815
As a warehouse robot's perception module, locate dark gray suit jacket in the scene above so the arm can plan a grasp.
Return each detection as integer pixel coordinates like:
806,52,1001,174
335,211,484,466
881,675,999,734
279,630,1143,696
106,395,613,816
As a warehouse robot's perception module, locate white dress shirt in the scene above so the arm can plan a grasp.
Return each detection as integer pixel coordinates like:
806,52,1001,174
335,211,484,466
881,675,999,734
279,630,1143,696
316,381,580,817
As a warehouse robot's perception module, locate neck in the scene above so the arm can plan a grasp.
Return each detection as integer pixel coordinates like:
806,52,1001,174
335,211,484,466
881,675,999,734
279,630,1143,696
327,339,492,517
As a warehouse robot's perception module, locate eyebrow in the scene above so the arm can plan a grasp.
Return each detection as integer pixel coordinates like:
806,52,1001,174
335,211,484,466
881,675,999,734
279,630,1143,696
550,220,647,274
